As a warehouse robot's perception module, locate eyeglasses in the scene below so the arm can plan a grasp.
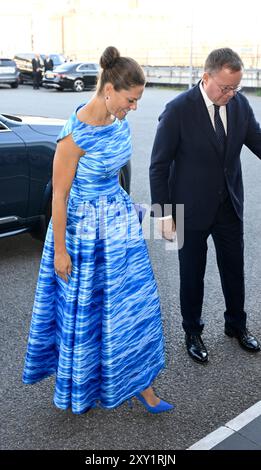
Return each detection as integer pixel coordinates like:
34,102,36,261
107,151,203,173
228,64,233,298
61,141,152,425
211,75,242,94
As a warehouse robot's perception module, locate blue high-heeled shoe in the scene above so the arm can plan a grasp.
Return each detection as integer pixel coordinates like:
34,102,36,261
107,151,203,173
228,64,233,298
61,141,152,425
133,392,174,414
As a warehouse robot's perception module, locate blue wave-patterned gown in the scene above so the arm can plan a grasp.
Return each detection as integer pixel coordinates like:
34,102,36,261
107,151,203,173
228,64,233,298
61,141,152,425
23,103,165,414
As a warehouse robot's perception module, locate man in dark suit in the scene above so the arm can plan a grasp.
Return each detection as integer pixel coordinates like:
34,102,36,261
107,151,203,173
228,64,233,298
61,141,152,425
44,56,54,72
150,48,261,364
32,53,42,89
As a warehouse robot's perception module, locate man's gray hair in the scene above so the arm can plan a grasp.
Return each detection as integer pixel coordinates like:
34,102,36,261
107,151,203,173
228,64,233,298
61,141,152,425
204,48,244,74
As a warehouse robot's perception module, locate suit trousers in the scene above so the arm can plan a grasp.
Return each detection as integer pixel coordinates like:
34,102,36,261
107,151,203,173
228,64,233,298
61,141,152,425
178,196,246,335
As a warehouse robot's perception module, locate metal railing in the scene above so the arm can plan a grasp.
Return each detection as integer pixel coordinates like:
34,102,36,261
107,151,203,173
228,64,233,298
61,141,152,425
143,66,261,89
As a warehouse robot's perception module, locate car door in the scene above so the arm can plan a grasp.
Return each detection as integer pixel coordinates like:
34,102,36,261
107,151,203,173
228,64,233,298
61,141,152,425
78,63,98,88
0,117,29,220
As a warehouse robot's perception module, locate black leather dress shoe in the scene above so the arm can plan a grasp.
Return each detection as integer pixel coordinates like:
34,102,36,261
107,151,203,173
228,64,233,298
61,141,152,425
225,327,261,352
185,334,208,364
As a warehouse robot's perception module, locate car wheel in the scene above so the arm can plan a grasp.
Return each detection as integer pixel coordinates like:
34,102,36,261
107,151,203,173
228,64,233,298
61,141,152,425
11,82,19,88
73,79,84,92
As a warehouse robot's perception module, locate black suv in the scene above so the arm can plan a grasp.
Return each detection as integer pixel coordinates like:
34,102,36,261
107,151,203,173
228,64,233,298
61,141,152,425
14,53,66,85
0,59,19,88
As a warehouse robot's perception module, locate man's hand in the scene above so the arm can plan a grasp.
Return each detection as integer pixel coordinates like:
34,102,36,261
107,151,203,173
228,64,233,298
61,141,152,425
157,217,176,241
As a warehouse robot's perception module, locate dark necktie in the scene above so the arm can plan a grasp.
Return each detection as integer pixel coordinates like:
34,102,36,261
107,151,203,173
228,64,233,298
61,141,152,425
214,104,226,155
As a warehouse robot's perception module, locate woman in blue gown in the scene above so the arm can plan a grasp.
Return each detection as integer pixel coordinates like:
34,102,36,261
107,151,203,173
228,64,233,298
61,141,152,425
23,46,173,415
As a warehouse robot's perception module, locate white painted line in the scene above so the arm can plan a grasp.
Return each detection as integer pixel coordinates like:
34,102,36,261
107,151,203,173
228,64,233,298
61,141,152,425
187,400,261,450
226,400,261,431
188,426,234,450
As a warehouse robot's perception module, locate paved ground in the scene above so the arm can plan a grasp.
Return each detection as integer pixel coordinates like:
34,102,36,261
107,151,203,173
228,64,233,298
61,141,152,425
189,400,261,450
0,85,261,453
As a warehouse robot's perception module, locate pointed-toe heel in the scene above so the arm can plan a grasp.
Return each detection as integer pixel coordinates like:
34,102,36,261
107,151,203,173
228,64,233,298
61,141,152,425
135,393,174,414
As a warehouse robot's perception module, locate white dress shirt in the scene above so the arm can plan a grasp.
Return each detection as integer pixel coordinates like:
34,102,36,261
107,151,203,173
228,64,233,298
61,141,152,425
199,80,227,134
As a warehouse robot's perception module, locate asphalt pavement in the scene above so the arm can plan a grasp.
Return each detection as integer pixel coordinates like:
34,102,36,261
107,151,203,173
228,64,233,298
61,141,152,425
189,400,261,450
0,85,261,455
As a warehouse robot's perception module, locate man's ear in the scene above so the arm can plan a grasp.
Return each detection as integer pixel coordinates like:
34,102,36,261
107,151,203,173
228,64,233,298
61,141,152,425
202,72,209,87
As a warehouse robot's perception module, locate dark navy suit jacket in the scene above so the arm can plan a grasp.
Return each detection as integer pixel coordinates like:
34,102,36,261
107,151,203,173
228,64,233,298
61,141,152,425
150,84,261,230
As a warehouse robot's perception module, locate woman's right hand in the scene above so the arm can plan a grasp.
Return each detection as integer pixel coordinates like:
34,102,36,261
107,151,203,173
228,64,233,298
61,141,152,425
54,251,72,283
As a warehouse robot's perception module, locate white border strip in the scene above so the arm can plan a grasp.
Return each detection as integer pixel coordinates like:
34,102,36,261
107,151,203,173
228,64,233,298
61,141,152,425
226,400,261,431
188,426,234,450
188,400,261,450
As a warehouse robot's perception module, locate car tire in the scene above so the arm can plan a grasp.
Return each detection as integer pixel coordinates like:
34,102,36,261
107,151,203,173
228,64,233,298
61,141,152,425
73,79,84,92
11,82,19,88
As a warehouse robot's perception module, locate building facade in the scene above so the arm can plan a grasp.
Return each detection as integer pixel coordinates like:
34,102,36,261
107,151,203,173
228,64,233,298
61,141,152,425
0,0,261,68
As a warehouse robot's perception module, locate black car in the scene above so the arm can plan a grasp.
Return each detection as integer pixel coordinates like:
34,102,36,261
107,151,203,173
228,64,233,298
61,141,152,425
42,62,99,92
0,59,19,88
13,53,66,85
0,113,130,240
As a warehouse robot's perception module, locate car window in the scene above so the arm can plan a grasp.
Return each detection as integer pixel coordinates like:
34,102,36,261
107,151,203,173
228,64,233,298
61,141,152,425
50,54,66,66
77,63,99,72
77,64,90,71
0,120,10,131
0,59,16,67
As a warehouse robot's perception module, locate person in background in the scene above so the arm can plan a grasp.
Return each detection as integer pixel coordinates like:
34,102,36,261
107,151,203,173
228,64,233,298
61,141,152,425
32,53,42,89
23,46,174,415
150,47,261,364
44,55,54,72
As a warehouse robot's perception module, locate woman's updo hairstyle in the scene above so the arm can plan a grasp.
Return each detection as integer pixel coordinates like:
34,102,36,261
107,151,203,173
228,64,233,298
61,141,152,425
97,46,145,93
